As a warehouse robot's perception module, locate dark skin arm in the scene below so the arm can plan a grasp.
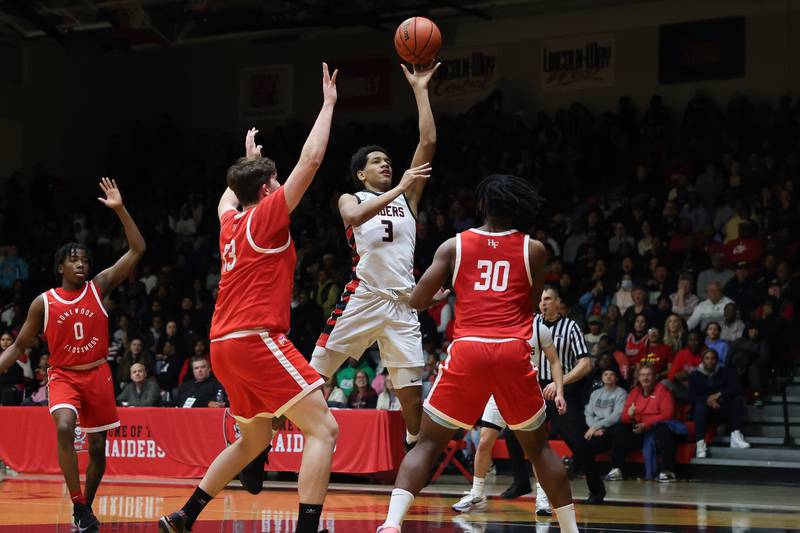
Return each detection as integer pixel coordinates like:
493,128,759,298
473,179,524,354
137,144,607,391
0,297,44,373
409,238,455,311
92,178,146,296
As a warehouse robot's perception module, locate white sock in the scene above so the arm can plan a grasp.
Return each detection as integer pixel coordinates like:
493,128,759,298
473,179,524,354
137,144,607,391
554,503,579,533
384,488,414,528
405,430,418,445
471,476,485,498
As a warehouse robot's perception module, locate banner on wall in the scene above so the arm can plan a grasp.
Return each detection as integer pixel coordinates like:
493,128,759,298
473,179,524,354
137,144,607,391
335,57,391,110
239,65,293,121
540,34,615,91
430,47,498,105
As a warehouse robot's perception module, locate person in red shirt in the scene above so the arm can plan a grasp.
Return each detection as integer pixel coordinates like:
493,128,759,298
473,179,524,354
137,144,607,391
0,178,145,532
624,314,649,382
605,365,679,482
635,327,674,381
663,331,704,401
159,64,339,533
377,174,578,533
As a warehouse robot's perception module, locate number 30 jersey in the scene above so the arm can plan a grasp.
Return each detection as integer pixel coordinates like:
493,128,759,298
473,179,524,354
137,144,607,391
42,280,109,368
452,229,534,341
349,190,416,295
210,187,296,339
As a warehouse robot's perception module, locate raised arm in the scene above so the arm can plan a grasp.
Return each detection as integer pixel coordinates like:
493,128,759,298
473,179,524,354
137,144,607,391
409,238,455,310
283,62,338,214
92,178,146,295
338,162,431,227
403,62,440,213
0,297,44,373
218,127,263,218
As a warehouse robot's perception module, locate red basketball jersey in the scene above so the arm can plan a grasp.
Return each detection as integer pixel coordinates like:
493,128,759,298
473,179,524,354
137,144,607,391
452,229,533,340
210,187,296,339
42,281,109,368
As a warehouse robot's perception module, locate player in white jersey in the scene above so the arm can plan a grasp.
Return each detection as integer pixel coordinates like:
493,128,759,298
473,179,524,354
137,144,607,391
452,316,562,514
311,62,439,443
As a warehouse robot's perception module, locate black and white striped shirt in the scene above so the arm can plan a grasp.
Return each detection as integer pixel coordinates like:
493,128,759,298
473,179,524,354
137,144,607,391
535,314,589,382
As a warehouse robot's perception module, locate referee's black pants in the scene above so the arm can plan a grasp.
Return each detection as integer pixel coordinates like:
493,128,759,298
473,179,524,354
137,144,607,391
505,390,606,497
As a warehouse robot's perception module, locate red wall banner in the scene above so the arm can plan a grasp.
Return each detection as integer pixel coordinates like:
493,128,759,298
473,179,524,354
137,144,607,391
0,407,405,478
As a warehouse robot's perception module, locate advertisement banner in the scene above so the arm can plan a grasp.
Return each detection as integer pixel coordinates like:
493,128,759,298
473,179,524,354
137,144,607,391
541,34,615,91
335,57,392,110
239,65,293,120
430,47,498,105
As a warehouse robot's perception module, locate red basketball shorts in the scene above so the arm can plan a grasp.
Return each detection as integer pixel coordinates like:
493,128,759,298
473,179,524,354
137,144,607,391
424,337,546,431
48,363,120,433
211,330,324,423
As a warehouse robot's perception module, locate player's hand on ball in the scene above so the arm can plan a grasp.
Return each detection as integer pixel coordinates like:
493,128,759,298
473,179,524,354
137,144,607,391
399,162,431,192
322,62,339,105
401,61,441,90
542,382,557,400
245,127,262,160
97,177,123,210
555,395,567,415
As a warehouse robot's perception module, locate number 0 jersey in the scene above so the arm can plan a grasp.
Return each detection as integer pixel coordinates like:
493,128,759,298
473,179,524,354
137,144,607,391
452,229,534,340
348,190,416,295
42,280,109,368
210,187,296,339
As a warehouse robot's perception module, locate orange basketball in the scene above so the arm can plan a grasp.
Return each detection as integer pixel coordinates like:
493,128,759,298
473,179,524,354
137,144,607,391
394,17,442,65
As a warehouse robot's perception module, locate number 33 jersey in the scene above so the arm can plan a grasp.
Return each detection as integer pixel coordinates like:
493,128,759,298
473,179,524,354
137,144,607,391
452,229,534,341
42,281,109,368
349,191,416,295
211,187,296,339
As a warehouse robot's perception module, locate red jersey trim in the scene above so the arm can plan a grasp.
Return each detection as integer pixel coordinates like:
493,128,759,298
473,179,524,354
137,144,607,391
49,283,89,305
245,208,292,254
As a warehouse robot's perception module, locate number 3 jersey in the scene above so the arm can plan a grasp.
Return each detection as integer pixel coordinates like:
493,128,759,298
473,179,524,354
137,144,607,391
349,190,416,296
452,229,534,340
42,280,109,368
211,186,296,339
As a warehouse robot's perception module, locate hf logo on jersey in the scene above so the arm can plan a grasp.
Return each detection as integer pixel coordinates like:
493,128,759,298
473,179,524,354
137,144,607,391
487,239,499,249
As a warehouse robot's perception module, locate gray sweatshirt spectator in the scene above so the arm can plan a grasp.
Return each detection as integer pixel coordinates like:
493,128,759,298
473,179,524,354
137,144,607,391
584,374,628,429
116,363,161,407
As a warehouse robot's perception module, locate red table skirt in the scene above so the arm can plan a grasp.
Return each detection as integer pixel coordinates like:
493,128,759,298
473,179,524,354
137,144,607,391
0,407,406,478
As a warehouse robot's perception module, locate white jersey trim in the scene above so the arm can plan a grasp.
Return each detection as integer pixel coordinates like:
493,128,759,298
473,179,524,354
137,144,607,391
41,293,49,332
261,333,306,388
211,329,269,343
246,208,292,254
49,283,89,305
83,421,121,434
452,336,521,344
88,281,108,317
452,234,462,285
49,403,78,415
523,234,533,286
468,228,518,236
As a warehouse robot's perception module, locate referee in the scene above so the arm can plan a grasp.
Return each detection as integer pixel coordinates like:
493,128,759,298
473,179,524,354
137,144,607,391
501,286,606,510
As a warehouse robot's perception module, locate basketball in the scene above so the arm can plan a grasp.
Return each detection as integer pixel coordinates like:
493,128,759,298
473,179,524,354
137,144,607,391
394,17,442,65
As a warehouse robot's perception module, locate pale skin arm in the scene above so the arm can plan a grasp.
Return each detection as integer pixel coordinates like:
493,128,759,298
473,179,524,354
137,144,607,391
0,297,44,373
282,63,338,214
402,62,440,213
217,127,263,219
541,343,567,415
339,163,431,228
92,178,146,296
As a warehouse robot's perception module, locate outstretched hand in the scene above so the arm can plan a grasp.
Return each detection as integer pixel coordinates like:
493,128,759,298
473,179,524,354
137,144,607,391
322,62,339,105
97,177,123,210
432,288,451,304
401,61,441,91
245,127,262,160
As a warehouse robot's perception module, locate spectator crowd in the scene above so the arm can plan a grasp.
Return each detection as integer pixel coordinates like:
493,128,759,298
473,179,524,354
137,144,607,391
0,88,798,475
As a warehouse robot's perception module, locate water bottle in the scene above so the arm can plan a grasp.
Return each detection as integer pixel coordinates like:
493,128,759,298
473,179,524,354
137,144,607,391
216,389,225,406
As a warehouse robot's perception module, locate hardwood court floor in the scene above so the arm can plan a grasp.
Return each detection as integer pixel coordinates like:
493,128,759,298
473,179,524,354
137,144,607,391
1,474,799,532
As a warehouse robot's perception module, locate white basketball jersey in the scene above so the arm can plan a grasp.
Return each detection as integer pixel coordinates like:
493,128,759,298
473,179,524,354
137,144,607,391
529,318,554,367
349,190,416,294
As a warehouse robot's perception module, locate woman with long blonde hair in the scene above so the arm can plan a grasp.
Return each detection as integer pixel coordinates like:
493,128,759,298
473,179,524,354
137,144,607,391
663,314,687,353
